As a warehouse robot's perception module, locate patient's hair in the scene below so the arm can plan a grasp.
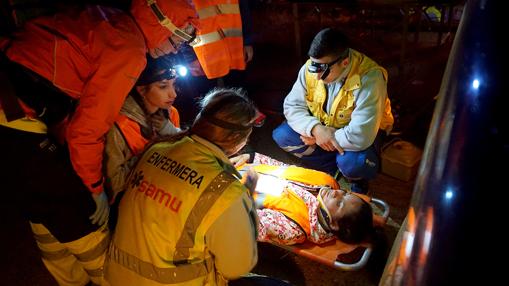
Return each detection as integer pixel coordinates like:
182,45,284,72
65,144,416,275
332,199,374,244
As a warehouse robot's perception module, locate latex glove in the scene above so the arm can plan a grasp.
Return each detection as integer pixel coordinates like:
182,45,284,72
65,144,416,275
230,153,250,168
242,169,258,196
244,45,254,63
89,192,109,226
150,112,167,132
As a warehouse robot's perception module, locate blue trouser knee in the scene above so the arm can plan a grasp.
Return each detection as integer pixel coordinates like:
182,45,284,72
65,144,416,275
272,121,383,180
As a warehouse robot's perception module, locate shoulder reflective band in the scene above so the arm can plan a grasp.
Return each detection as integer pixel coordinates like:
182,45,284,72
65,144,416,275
192,28,243,48
197,4,240,19
147,0,194,42
173,171,236,262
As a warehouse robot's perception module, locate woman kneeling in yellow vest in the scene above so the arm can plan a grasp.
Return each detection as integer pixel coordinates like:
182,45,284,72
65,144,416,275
104,88,260,286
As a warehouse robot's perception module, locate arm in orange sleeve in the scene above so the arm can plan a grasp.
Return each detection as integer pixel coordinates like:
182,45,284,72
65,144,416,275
67,31,147,194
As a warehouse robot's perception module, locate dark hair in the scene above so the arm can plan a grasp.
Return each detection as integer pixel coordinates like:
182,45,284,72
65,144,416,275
191,88,256,154
308,28,349,59
136,53,178,86
332,198,374,244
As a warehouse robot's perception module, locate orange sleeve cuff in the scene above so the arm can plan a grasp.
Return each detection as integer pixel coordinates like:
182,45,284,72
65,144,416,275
88,177,104,194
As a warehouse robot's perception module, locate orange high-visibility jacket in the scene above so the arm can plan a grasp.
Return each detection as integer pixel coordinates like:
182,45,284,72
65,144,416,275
115,106,180,156
192,0,245,79
130,0,199,50
5,6,147,193
254,186,312,236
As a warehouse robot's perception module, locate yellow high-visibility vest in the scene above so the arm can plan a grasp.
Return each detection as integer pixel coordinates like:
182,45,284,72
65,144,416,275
107,135,246,285
251,164,340,190
304,49,393,131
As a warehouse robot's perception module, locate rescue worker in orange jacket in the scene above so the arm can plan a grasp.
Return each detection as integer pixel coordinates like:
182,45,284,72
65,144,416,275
192,0,246,79
104,53,182,214
104,88,259,286
0,1,198,285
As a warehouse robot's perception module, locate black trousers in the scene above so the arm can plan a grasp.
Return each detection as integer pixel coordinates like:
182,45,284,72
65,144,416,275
0,126,99,242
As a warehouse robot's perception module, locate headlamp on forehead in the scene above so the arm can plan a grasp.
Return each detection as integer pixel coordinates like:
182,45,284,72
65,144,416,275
174,65,188,77
136,57,187,85
308,49,349,80
308,56,343,80
137,68,173,86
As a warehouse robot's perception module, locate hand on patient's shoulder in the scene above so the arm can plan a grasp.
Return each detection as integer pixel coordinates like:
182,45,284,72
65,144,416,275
241,169,258,195
230,153,251,168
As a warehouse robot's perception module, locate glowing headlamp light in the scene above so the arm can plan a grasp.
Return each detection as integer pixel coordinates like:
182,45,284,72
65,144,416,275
174,65,188,77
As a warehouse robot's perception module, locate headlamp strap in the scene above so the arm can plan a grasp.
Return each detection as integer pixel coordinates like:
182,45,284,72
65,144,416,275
205,116,252,131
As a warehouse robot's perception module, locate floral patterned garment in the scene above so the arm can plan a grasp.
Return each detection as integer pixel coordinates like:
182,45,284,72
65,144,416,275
252,152,289,167
253,153,335,245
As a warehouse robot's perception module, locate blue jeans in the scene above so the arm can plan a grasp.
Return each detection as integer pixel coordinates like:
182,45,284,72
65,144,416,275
272,122,383,181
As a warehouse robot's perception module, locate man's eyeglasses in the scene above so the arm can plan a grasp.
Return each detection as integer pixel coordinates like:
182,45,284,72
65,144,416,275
308,56,344,80
308,56,343,74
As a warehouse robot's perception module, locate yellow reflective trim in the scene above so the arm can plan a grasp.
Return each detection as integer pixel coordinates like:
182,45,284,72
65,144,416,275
197,4,240,19
109,243,213,284
75,232,110,262
0,111,47,134
194,31,222,47
41,248,71,261
85,267,104,277
173,171,236,262
33,233,58,244
193,28,243,47
223,28,243,38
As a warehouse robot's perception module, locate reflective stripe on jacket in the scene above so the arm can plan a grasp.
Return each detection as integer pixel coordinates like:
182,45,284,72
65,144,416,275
106,135,247,285
251,164,340,190
5,6,147,193
192,0,245,79
304,49,394,131
0,106,47,134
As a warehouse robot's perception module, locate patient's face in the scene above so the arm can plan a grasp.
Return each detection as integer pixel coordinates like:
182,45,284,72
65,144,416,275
320,188,364,230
